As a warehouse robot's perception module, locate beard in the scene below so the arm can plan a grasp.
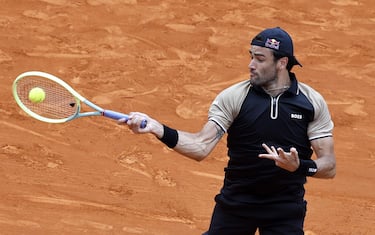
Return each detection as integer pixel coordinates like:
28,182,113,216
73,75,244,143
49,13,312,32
249,68,277,87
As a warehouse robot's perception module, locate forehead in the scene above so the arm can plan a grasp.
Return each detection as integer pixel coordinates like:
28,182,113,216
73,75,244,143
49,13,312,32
250,45,274,57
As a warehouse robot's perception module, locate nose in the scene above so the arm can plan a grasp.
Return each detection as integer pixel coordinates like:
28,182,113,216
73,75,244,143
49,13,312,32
249,59,255,70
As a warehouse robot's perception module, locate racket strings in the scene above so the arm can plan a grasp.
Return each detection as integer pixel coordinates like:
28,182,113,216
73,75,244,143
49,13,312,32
16,76,78,119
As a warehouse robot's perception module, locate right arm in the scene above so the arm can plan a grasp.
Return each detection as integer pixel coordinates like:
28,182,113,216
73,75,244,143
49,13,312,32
124,112,224,161
123,81,250,161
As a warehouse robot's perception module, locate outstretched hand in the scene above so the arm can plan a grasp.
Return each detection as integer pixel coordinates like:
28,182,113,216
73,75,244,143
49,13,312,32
258,143,300,172
118,112,164,138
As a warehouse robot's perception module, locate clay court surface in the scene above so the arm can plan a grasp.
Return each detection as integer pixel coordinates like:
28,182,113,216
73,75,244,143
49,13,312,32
0,0,374,234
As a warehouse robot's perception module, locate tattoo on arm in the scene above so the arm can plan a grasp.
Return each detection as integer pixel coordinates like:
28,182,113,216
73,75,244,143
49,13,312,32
209,125,224,144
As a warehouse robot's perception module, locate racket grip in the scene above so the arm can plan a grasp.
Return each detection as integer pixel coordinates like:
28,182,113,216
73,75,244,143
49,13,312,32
103,110,147,128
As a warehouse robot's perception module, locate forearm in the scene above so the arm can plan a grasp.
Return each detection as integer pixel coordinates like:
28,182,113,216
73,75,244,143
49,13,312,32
312,156,336,178
310,137,336,179
125,113,223,161
154,121,223,161
173,131,217,161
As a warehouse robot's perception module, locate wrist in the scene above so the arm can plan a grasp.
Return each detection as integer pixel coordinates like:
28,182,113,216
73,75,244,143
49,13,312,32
295,159,318,176
157,124,179,148
152,122,164,139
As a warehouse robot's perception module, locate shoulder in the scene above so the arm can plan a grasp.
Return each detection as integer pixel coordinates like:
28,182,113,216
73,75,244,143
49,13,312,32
217,80,251,99
208,79,251,132
297,82,327,106
298,82,334,138
213,80,251,111
298,82,323,97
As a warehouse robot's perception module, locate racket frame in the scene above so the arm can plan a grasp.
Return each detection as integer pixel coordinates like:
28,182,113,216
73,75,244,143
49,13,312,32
12,71,130,124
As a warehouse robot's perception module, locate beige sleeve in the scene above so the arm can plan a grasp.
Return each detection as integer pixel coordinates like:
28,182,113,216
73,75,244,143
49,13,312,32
208,80,251,132
299,83,334,140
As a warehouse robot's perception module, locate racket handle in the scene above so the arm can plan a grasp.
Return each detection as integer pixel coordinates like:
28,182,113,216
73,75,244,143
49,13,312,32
103,110,147,128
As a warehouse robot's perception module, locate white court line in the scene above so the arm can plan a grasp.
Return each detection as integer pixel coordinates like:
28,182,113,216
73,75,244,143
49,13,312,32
190,170,223,180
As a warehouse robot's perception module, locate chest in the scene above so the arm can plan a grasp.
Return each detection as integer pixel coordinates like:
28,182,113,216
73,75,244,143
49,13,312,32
229,91,314,139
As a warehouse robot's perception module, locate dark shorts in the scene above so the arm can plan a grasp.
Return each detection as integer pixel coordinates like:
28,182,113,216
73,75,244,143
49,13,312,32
202,200,307,235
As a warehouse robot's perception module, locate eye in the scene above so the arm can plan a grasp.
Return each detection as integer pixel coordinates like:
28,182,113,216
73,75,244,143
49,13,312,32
254,55,265,62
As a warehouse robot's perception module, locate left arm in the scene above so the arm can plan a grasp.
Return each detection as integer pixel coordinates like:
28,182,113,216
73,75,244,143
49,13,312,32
259,136,336,179
310,136,336,178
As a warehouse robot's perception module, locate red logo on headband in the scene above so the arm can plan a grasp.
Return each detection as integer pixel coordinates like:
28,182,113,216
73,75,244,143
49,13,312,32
265,38,280,50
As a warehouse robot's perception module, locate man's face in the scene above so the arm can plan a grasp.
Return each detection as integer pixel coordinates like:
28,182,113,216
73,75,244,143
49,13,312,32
248,45,278,87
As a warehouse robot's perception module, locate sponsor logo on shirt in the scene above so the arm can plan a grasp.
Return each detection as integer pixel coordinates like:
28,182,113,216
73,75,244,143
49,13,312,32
291,113,303,120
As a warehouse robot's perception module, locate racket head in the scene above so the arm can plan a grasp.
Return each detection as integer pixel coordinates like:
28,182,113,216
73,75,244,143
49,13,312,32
12,71,83,123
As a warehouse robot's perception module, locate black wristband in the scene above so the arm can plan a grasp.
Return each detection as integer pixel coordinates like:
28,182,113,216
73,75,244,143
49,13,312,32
158,124,178,148
295,159,318,176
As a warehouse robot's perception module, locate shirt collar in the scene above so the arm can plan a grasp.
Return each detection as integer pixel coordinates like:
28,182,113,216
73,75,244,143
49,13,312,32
286,72,299,96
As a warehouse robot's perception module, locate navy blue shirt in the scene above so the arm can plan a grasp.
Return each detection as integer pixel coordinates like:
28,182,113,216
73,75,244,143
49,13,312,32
208,73,333,207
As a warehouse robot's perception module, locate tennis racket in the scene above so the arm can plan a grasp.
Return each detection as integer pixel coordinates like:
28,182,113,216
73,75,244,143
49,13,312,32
12,71,147,127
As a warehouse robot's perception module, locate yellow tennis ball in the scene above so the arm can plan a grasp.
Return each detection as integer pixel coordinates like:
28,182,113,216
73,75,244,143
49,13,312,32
28,87,46,103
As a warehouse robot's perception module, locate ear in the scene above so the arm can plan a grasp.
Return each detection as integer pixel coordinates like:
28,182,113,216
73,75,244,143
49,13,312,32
278,57,288,70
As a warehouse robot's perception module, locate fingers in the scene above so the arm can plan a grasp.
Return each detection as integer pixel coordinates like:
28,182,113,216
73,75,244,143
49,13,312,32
127,112,147,126
259,144,300,172
117,112,150,133
117,112,164,138
277,147,287,158
290,147,298,156
259,143,278,160
261,143,277,155
117,117,128,125
260,144,296,158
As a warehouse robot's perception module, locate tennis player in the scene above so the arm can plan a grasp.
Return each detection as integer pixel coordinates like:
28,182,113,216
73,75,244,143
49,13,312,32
123,27,336,235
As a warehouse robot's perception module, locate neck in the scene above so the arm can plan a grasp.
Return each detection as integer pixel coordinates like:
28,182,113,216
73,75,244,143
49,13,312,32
264,70,291,96
264,85,290,97
264,85,290,92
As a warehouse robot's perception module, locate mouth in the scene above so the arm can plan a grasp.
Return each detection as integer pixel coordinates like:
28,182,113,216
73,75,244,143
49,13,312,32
250,72,257,79
250,68,256,76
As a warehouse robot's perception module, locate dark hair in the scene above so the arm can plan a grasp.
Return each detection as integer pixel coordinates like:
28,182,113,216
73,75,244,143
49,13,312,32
272,50,294,71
